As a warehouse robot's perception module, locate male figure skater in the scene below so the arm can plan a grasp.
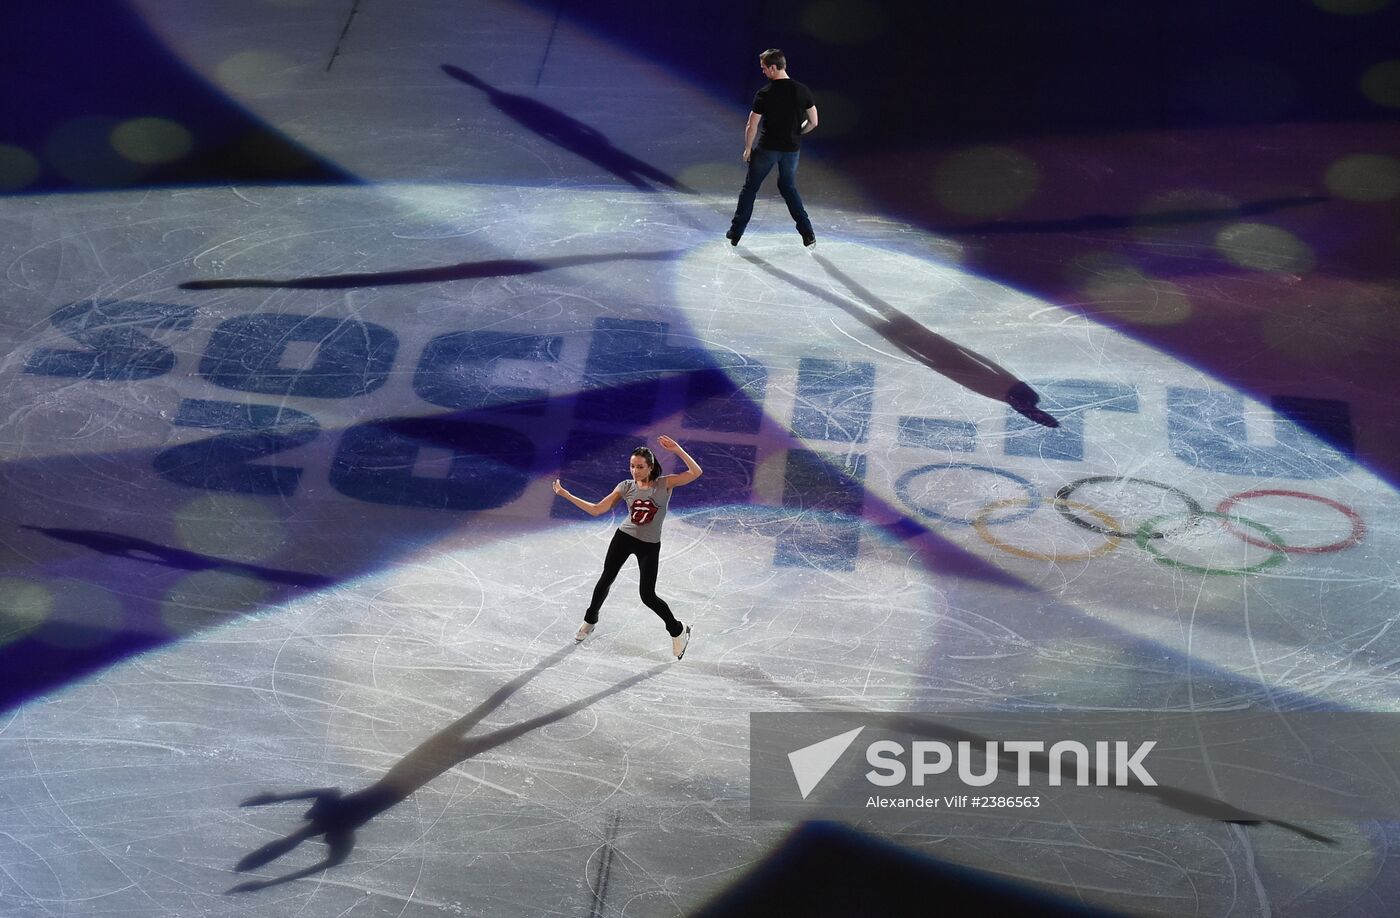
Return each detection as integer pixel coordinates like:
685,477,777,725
726,49,819,247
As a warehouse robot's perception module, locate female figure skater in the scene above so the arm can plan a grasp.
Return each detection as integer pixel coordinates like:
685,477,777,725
553,435,702,659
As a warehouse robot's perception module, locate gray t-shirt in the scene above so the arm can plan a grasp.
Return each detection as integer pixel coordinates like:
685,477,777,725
615,478,671,544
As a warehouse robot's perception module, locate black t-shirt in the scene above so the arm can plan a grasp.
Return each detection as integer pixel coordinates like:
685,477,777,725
753,79,816,152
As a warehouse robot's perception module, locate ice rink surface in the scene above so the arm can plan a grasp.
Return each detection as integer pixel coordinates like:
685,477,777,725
3,1,1400,915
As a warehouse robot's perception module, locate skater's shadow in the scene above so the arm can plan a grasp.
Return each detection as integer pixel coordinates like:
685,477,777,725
442,64,692,194
740,252,1058,427
180,249,683,290
228,643,668,892
22,525,334,589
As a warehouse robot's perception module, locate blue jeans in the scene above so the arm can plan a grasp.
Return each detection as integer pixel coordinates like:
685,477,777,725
728,148,813,240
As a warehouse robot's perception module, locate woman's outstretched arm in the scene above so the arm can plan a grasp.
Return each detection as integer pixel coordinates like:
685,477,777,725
553,479,624,516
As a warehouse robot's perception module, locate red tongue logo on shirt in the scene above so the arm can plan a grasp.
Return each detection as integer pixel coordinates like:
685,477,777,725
630,498,658,525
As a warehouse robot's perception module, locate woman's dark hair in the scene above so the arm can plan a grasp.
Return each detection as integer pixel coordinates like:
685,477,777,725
631,446,659,483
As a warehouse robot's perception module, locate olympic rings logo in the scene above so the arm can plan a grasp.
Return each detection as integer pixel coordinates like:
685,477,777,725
895,464,1367,576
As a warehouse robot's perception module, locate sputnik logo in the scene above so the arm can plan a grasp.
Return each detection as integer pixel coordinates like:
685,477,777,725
787,727,865,799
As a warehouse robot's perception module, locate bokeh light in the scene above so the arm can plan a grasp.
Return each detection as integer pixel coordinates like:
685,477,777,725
110,117,194,165
1215,222,1316,273
172,494,287,563
0,578,54,646
1360,59,1400,107
0,143,41,191
1081,266,1194,326
1065,251,1193,326
1325,152,1400,201
159,570,271,638
216,50,297,96
932,146,1040,217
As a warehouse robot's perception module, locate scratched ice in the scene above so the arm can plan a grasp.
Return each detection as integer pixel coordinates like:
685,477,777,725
2,1,1400,916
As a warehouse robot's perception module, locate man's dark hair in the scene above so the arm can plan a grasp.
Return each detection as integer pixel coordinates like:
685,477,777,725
760,49,786,71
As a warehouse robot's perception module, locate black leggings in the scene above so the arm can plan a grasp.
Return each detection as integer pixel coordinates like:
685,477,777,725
584,530,682,636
